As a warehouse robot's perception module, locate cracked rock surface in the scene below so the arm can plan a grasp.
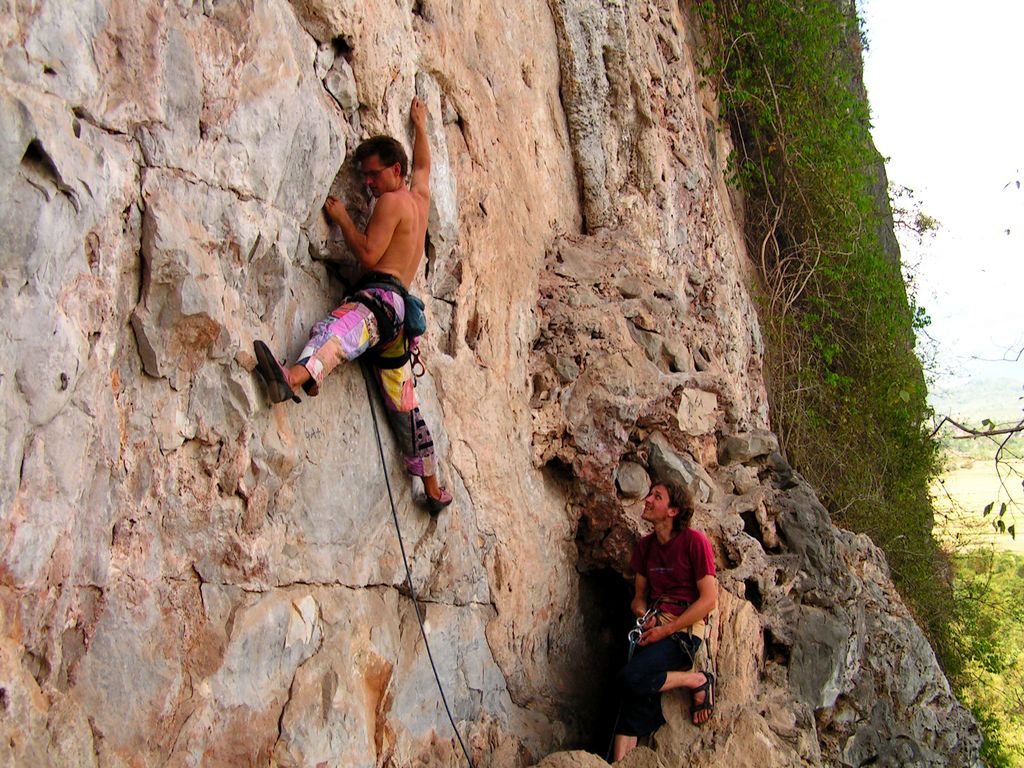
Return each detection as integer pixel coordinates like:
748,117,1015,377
1,1,979,767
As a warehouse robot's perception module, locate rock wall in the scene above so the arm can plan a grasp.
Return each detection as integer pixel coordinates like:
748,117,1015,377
0,1,979,767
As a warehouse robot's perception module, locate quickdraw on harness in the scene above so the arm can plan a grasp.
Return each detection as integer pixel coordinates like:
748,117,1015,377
627,600,713,669
627,600,662,662
702,613,715,679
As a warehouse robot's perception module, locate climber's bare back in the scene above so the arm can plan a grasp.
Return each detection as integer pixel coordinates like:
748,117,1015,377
364,184,429,289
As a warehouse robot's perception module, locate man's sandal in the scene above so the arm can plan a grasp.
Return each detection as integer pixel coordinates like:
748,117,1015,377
691,671,715,725
254,340,300,404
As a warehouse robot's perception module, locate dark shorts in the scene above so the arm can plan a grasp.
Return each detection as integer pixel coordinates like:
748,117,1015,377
616,634,702,738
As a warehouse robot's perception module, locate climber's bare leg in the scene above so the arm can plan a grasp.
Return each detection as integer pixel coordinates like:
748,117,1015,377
660,670,706,692
662,670,714,725
423,473,442,499
285,364,312,390
612,734,637,761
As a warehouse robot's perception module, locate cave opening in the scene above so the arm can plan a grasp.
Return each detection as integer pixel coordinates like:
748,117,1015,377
330,35,352,60
574,565,636,756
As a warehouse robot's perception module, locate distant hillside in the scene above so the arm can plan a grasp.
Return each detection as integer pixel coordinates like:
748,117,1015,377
930,377,1024,423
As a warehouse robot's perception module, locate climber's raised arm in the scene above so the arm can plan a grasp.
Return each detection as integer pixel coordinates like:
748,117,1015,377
410,96,431,202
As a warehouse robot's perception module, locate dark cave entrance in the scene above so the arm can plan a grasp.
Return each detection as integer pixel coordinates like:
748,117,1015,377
575,566,636,756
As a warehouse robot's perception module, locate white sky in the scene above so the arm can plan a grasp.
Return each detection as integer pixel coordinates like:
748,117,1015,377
859,0,1024,411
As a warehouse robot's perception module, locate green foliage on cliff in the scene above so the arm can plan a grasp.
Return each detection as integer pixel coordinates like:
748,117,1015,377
693,0,1015,758
695,0,940,619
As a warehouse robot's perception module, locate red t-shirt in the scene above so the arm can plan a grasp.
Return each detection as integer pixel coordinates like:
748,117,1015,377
629,528,716,612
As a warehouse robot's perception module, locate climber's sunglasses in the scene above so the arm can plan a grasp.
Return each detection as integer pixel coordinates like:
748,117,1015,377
360,163,396,181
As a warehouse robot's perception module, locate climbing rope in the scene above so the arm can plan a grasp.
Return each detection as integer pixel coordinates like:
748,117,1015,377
362,367,476,768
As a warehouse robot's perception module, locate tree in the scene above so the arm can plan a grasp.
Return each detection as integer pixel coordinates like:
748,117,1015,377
890,183,941,243
932,384,1024,539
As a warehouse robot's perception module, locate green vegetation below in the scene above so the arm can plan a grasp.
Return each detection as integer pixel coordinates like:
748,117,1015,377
694,0,940,629
694,0,1014,763
956,550,1024,765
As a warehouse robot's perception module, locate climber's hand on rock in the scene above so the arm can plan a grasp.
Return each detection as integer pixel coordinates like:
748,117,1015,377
411,96,427,129
324,196,346,223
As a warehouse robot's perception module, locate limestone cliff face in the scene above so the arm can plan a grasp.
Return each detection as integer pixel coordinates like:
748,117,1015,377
0,1,979,767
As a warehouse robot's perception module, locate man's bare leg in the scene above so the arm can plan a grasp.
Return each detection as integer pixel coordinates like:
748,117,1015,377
612,734,637,762
423,473,443,499
612,670,711,761
422,473,452,511
285,364,312,391
661,670,714,725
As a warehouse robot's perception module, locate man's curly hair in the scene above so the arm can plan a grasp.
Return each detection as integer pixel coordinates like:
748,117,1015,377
661,480,695,532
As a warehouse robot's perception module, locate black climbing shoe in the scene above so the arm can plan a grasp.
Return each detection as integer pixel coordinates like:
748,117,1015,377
424,488,453,515
254,340,300,404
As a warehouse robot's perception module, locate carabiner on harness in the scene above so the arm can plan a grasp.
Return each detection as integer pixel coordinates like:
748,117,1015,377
410,339,425,379
627,603,660,659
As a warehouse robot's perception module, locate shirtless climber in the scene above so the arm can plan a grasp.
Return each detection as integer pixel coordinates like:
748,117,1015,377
253,97,452,513
612,481,717,760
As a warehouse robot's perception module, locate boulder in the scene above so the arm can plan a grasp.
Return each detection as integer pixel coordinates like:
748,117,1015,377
646,431,717,504
718,430,781,465
616,461,651,499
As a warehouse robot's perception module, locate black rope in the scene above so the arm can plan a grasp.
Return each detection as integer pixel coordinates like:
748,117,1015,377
362,369,476,768
605,634,638,761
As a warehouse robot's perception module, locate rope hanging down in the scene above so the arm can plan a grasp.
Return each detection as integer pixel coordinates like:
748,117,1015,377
362,368,476,768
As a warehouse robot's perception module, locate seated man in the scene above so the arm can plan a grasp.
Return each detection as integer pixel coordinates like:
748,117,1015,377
612,481,718,761
254,97,451,512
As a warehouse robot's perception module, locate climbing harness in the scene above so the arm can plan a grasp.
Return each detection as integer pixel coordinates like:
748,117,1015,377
362,367,475,768
348,272,428,375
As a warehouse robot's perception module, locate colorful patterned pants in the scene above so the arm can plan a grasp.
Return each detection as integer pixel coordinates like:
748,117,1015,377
298,288,436,477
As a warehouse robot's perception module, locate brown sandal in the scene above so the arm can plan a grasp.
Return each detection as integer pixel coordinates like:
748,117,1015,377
691,672,714,725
